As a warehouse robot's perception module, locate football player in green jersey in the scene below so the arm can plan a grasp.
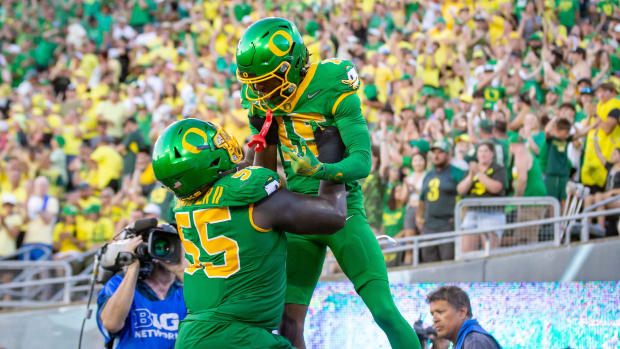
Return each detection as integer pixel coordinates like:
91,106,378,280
236,17,421,349
152,118,348,349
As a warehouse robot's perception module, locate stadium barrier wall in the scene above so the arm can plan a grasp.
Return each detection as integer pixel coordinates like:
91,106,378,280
0,281,617,349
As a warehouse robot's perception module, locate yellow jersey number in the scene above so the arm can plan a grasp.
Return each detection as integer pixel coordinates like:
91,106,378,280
427,178,440,202
471,175,487,196
232,167,258,181
175,207,240,278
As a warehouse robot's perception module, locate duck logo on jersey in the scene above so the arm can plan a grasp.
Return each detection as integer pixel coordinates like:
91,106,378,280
341,66,360,90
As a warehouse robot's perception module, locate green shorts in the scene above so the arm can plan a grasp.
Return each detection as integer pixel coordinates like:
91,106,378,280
285,207,388,305
544,174,569,200
175,319,292,349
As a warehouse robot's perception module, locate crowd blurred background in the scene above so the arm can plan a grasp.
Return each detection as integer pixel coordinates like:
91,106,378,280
0,0,620,266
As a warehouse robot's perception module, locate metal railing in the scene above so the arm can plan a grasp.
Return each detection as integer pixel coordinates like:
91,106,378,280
0,248,99,309
565,194,620,243
374,208,620,265
322,204,619,274
0,260,72,306
454,197,561,261
0,244,52,261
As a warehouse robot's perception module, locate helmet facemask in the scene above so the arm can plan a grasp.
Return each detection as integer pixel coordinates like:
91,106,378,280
212,125,244,164
238,61,298,112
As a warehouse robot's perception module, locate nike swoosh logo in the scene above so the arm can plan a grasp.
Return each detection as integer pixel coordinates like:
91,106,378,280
346,215,354,221
307,90,321,99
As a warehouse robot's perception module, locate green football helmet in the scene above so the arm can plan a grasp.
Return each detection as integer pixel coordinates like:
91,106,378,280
152,119,243,199
236,17,309,112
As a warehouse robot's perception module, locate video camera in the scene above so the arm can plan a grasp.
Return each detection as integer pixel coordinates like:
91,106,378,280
413,319,437,344
96,218,182,283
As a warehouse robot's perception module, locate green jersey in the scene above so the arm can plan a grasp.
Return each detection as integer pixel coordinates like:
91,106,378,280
545,135,573,176
243,58,370,210
173,166,285,329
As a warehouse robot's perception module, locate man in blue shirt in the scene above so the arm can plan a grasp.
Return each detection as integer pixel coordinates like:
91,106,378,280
97,235,187,348
427,286,500,349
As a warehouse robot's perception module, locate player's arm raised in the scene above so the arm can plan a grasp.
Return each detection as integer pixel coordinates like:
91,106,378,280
253,127,347,235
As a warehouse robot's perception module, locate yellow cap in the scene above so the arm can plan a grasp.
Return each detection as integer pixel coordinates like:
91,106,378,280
455,134,470,143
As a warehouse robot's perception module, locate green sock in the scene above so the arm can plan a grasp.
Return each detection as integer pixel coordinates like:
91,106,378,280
358,279,422,349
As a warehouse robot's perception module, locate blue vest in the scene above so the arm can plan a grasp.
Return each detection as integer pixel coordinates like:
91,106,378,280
454,319,501,349
96,275,187,349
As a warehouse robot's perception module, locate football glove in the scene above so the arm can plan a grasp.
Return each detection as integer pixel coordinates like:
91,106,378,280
281,139,324,177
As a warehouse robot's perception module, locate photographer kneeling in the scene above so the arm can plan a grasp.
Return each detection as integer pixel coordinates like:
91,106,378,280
427,286,500,349
96,228,187,348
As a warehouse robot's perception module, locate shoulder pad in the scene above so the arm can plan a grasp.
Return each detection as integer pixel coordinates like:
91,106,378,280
318,58,360,92
176,166,281,209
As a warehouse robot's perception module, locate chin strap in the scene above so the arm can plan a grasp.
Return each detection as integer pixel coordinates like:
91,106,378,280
248,109,274,152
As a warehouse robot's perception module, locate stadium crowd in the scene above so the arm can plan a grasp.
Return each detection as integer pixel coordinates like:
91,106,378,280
0,0,620,267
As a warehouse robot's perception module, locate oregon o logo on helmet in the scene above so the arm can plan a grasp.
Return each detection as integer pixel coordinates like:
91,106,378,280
268,30,293,57
182,127,208,154
242,72,249,78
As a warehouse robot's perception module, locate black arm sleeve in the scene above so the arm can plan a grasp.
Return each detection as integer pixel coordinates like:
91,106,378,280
314,126,346,164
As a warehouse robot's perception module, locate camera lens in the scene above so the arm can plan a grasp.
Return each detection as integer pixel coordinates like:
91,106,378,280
153,238,171,257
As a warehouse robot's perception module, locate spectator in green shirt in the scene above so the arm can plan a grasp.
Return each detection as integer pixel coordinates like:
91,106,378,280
129,0,157,31
556,0,580,31
382,183,408,266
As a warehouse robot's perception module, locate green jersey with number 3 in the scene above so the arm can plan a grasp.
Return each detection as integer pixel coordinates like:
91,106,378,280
173,166,285,329
243,58,367,210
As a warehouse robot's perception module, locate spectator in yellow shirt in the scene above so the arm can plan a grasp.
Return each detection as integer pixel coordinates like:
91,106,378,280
0,194,24,301
52,205,85,260
0,194,24,259
76,181,102,210
79,204,114,250
96,89,128,140
90,137,124,191
1,159,28,204
581,84,620,191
